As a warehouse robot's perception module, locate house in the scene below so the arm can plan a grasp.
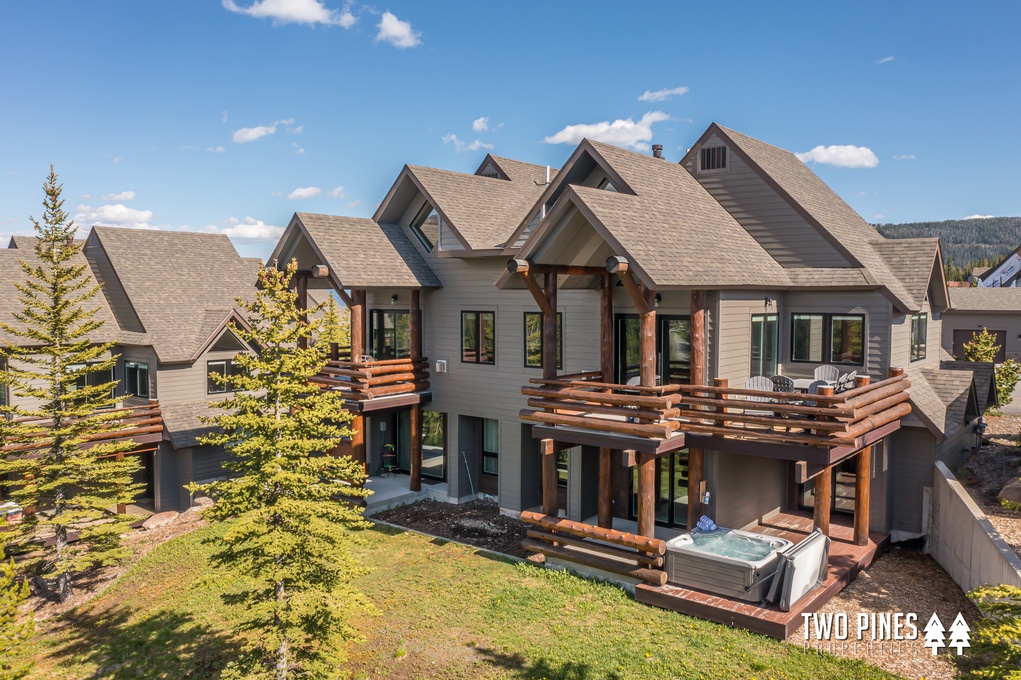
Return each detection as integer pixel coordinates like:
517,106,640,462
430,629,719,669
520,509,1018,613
942,286,1021,361
1,227,263,512
972,245,1021,287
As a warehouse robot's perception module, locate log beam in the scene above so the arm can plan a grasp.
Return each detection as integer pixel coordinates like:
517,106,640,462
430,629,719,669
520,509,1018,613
814,465,832,536
541,438,558,517
409,402,422,492
351,413,366,474
636,450,655,539
598,447,613,529
853,374,872,545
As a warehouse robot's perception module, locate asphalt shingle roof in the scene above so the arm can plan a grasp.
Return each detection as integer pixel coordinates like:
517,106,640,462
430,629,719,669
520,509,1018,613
88,226,260,363
907,365,977,440
948,287,1021,312
408,165,548,250
161,399,225,449
941,360,996,412
486,156,558,185
290,213,439,288
870,238,941,310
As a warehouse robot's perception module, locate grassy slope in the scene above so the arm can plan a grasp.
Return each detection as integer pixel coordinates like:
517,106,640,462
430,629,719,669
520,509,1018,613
21,521,896,679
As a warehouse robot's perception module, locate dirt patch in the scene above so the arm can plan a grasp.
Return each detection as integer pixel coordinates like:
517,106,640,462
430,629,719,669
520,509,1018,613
791,548,981,680
958,414,1021,559
27,507,208,621
373,500,530,559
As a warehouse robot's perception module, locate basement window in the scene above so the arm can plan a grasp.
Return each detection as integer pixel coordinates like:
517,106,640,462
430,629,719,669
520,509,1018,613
700,146,728,171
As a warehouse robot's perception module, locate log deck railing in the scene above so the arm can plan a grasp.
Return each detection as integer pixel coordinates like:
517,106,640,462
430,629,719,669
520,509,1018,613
311,357,430,402
0,400,164,456
519,370,911,448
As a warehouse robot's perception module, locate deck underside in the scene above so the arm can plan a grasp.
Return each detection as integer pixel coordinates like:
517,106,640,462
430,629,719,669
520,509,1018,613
634,511,889,640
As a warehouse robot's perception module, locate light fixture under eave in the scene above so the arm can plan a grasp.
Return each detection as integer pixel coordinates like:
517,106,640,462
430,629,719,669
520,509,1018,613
764,296,775,308
654,293,662,308
391,293,399,305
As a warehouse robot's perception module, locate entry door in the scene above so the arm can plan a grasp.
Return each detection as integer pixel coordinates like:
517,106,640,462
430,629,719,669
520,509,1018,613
799,458,856,516
615,315,690,385
392,410,412,471
630,450,689,528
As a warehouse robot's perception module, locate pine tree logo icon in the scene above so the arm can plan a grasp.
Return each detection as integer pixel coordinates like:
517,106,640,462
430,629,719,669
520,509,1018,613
947,613,970,655
923,612,946,655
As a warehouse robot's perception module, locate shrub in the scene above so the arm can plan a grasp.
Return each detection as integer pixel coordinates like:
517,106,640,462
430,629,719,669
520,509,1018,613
964,584,1021,679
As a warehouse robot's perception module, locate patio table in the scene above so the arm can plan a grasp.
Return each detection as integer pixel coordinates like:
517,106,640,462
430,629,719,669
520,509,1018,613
791,378,836,393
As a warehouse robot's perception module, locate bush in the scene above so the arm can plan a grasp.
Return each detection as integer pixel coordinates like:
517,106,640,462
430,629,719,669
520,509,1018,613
964,584,1021,679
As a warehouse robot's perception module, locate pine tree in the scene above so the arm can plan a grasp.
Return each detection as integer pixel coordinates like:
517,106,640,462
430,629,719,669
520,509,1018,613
0,550,33,680
0,168,140,602
190,260,371,679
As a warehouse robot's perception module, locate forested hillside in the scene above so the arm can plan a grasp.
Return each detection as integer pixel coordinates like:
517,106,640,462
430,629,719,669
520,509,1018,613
876,217,1021,267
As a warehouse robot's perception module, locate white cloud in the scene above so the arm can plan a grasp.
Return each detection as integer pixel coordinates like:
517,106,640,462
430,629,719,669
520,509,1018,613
873,214,886,220
222,216,284,240
294,147,305,155
112,156,122,164
287,186,321,200
442,133,494,153
795,144,880,168
963,214,995,220
345,199,363,209
222,0,356,27
893,154,914,160
221,110,229,123
472,117,489,132
101,190,136,202
289,125,304,134
375,11,421,48
80,194,91,200
329,185,346,198
207,145,226,153
637,86,689,102
74,204,154,229
876,55,895,64
544,111,670,151
233,125,276,143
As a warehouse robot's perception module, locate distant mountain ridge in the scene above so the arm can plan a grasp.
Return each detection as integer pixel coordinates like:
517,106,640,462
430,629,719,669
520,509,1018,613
875,216,1021,267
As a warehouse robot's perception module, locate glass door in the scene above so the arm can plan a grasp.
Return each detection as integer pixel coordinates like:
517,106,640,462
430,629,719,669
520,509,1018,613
799,459,856,516
615,315,691,385
370,310,410,360
631,450,689,529
394,410,412,471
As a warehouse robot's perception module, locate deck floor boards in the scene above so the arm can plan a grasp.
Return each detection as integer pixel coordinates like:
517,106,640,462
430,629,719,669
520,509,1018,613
634,511,889,639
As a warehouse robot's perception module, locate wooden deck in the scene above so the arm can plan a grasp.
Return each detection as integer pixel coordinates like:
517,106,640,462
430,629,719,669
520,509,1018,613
634,511,889,640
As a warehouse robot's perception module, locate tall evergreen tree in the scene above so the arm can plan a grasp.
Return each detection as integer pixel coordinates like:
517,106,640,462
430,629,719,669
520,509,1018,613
190,261,370,679
0,167,140,602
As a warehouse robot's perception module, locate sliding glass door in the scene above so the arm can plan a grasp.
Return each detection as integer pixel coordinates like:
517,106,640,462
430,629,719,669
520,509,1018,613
615,315,690,385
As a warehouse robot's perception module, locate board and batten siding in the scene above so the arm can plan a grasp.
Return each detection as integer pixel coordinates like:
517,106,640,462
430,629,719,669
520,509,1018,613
685,133,849,268
941,310,1021,361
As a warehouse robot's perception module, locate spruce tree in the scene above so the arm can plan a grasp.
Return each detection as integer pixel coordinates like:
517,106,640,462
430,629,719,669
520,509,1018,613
0,168,140,603
190,260,370,679
0,550,33,680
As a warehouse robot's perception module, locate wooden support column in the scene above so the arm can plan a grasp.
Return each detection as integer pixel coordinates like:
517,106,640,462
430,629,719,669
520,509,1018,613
541,438,558,517
543,272,558,380
636,451,655,539
350,289,365,361
351,413,366,474
687,290,707,529
409,402,422,492
853,374,872,546
813,384,835,536
295,272,309,349
410,289,422,360
598,272,615,528
598,447,613,528
639,285,656,387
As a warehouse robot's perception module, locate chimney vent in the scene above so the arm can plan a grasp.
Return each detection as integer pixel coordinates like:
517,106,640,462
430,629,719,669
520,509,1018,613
652,144,664,159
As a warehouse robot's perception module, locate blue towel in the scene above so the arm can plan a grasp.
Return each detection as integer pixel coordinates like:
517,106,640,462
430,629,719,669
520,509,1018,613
696,515,717,532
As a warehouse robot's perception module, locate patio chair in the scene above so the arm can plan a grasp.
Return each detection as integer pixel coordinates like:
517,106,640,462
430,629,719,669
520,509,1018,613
814,365,840,383
744,376,777,417
834,371,857,394
802,380,829,407
770,375,795,393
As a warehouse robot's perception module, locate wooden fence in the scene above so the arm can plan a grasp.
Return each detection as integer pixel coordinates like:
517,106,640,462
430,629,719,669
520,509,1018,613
0,400,163,456
312,357,430,401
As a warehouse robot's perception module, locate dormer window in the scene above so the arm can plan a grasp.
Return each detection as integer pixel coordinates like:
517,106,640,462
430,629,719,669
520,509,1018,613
410,202,438,252
700,146,728,171
597,177,618,192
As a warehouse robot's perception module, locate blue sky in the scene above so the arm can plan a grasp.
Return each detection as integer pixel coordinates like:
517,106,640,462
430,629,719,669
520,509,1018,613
1,1,1019,259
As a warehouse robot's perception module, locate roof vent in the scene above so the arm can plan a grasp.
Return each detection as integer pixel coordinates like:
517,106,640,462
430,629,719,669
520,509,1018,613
652,144,664,159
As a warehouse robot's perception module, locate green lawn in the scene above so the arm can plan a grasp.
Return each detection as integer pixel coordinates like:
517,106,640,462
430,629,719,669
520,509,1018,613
19,521,897,679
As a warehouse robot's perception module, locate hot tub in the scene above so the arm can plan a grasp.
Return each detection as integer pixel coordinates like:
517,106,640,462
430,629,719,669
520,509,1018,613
664,528,793,602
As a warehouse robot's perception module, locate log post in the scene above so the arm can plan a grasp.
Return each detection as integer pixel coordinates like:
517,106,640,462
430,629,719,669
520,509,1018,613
813,465,832,536
409,402,422,492
543,272,558,380
598,447,613,529
541,438,558,517
352,413,366,475
639,285,656,387
889,366,904,378
636,451,655,539
410,288,422,361
687,290,707,529
853,375,872,545
350,289,365,361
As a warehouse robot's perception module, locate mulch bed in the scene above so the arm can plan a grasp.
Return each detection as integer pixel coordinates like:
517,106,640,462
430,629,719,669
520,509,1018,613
373,499,530,559
958,414,1021,559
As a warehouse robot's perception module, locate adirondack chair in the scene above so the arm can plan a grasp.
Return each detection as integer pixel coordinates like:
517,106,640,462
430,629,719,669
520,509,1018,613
834,371,858,393
770,375,795,393
802,380,829,407
744,376,777,417
814,364,840,382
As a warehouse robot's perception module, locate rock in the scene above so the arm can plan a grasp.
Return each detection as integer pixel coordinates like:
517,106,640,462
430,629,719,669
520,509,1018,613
141,511,178,530
998,478,1021,505
193,496,214,508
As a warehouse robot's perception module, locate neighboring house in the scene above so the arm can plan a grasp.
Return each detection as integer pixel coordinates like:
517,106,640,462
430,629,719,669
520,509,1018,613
972,245,1021,287
1,228,262,512
942,286,1021,361
270,123,990,546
